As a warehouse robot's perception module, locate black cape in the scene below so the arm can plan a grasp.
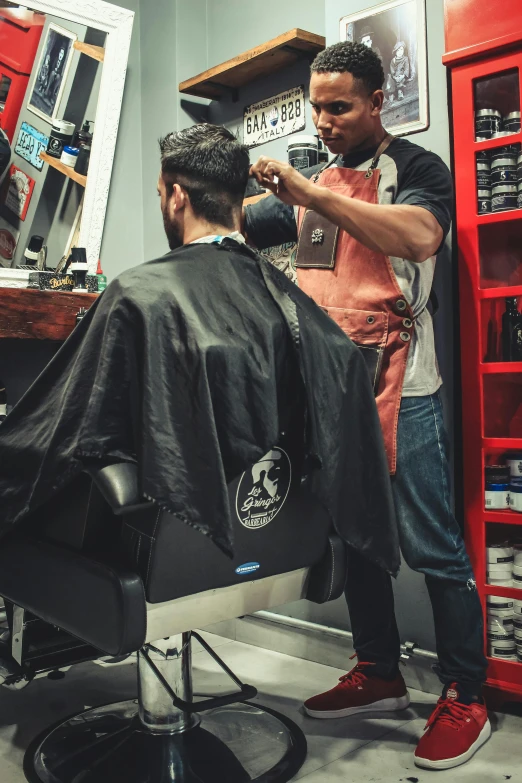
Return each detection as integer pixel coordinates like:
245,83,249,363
0,240,400,574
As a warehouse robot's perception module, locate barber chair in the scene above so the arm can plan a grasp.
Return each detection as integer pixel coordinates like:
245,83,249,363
0,439,346,782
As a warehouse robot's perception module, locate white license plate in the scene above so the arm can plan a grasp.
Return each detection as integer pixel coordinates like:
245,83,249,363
244,86,306,148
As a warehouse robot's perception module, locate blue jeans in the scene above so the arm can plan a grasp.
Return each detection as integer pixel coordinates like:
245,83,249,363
344,392,487,696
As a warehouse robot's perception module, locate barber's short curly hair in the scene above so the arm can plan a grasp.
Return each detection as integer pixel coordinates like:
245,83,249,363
311,42,385,95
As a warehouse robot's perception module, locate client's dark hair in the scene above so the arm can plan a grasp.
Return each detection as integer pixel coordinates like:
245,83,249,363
159,124,250,226
311,41,384,95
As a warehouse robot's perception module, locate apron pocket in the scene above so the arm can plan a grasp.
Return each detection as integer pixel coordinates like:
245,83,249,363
295,210,339,269
322,306,388,394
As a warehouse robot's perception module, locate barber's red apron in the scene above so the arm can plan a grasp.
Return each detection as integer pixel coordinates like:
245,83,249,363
296,147,414,474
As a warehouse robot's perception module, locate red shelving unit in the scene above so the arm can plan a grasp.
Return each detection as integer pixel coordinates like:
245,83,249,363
449,45,522,700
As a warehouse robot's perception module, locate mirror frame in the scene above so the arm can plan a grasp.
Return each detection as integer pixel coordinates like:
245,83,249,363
24,0,135,273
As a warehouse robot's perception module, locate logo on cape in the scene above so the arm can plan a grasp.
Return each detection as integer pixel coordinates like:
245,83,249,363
236,447,291,529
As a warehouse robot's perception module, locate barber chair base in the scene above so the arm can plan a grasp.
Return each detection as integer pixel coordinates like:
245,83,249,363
24,700,307,783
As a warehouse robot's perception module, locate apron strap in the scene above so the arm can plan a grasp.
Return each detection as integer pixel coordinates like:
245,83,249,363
365,132,395,179
312,133,395,184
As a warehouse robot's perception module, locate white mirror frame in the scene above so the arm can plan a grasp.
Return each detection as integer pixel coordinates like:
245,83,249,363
24,0,135,273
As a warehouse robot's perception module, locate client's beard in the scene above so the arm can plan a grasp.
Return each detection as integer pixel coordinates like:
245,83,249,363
162,209,183,250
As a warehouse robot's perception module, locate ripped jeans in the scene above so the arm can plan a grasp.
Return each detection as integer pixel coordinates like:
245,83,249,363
345,392,488,696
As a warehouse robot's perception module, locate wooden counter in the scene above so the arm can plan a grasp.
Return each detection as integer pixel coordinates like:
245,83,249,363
0,288,97,340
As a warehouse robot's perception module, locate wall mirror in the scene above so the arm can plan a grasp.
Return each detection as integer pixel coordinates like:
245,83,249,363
0,0,134,276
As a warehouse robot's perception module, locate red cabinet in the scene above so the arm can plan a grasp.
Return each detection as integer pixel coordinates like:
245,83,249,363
448,43,522,701
0,9,44,142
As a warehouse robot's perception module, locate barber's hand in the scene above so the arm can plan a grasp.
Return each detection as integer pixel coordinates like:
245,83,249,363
250,157,314,207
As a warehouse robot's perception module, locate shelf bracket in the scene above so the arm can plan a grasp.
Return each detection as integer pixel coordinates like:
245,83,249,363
207,81,239,102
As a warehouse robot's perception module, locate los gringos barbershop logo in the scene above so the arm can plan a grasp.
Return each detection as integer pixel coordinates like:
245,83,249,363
235,448,291,529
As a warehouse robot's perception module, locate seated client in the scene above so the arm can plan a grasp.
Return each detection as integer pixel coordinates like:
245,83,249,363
0,123,398,574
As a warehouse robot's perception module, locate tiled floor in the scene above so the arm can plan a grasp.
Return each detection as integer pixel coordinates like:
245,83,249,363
0,632,520,781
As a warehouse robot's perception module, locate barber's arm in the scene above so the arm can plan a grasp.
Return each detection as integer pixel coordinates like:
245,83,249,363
250,157,445,264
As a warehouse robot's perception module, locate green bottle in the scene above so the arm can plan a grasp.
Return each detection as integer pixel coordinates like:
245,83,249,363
96,259,107,292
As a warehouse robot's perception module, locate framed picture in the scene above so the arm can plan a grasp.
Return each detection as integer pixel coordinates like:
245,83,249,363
340,0,428,137
0,216,20,267
27,23,77,124
4,164,36,221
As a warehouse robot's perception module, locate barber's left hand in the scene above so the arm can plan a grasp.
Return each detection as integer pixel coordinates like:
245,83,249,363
250,157,315,207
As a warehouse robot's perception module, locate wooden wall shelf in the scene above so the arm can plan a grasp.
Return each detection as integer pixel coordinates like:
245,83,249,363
40,152,87,187
179,29,325,100
74,40,105,62
0,288,97,340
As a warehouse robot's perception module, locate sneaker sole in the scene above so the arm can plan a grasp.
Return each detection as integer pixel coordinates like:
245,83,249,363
304,693,411,719
414,718,492,770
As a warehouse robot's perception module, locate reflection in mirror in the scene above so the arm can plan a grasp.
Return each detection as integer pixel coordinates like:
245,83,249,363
0,4,106,289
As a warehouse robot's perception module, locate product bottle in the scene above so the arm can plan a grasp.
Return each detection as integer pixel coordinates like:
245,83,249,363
74,120,93,148
501,297,522,361
96,259,107,292
0,380,6,422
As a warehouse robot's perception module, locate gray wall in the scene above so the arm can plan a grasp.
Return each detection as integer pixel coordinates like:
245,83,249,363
76,0,454,652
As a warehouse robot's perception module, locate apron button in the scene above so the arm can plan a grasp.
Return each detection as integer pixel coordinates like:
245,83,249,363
402,318,413,328
400,331,411,342
396,299,407,312
367,315,375,324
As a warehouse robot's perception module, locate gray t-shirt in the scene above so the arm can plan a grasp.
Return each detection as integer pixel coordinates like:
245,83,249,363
244,137,453,397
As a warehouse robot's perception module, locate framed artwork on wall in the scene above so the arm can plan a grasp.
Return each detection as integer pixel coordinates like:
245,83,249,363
3,164,36,220
340,0,428,136
27,23,77,124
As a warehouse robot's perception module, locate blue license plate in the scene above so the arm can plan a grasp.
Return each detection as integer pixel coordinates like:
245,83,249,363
14,122,49,171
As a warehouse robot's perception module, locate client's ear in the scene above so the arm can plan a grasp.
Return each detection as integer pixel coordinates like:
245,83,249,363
171,183,187,214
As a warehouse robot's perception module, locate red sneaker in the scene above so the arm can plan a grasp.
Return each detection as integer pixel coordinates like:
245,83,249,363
414,683,491,770
304,661,410,719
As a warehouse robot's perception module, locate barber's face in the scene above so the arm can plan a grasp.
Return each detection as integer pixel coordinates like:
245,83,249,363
310,71,383,156
157,174,183,250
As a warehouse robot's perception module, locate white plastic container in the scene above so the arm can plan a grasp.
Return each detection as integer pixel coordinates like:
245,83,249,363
487,596,515,617
513,565,522,588
488,641,517,660
509,483,522,512
485,484,509,509
487,544,514,564
507,454,522,476
487,562,513,576
514,599,522,615
487,623,514,640
488,578,514,588
488,616,514,631
514,627,522,641
514,546,522,567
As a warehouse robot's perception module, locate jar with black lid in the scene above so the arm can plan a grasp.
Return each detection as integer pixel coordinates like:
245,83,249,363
478,189,492,214
47,119,75,159
475,108,502,139
504,111,521,134
288,135,319,171
492,184,518,212
491,157,518,186
477,161,491,189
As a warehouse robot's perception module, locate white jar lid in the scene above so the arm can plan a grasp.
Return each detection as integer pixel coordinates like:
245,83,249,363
487,594,514,606
53,119,75,134
288,135,318,148
487,545,514,562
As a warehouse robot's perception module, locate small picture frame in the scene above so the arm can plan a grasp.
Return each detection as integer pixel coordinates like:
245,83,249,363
4,164,36,221
340,0,428,137
27,23,77,125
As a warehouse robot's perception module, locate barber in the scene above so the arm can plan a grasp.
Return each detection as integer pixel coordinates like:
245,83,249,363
245,42,489,771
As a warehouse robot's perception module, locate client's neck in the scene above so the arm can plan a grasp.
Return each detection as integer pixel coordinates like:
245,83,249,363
183,219,240,245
